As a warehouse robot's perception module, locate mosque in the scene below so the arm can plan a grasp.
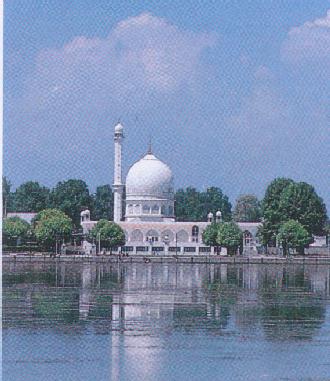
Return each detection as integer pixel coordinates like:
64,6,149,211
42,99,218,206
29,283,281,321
81,123,260,255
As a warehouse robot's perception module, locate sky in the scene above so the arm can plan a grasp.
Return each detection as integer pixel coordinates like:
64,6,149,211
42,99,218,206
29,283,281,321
4,1,330,211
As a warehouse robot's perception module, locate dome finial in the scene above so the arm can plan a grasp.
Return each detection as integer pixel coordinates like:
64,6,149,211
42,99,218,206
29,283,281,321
147,136,152,154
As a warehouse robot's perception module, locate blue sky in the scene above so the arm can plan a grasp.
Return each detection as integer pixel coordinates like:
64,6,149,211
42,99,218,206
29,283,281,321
4,1,330,211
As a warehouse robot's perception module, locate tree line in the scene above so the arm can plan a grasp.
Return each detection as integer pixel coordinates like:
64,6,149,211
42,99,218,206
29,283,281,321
202,178,328,255
2,176,328,255
3,178,113,227
3,178,262,226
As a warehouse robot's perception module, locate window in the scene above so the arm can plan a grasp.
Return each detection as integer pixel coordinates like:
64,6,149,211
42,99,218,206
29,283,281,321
244,231,253,246
192,225,199,243
127,204,133,214
122,246,134,252
184,247,196,252
161,230,174,242
136,246,148,252
152,246,164,252
177,230,189,243
146,229,159,243
151,204,159,214
199,247,211,252
143,205,150,214
134,204,141,214
131,229,143,242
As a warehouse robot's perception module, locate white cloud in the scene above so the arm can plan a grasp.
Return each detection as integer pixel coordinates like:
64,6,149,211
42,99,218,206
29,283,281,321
23,12,216,112
281,10,330,63
226,67,291,155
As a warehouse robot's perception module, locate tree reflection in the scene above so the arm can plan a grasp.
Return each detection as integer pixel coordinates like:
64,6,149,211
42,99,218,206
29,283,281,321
32,291,80,324
259,267,326,341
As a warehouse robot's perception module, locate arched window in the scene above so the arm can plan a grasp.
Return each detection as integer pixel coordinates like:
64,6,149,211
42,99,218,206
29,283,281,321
177,230,189,243
243,231,253,247
192,225,199,242
161,229,174,242
131,229,143,242
146,229,160,243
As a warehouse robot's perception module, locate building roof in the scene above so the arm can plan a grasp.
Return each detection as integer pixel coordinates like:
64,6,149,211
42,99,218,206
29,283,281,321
126,153,174,200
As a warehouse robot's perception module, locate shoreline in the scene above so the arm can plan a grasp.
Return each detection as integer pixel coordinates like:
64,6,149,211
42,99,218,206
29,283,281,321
2,253,330,265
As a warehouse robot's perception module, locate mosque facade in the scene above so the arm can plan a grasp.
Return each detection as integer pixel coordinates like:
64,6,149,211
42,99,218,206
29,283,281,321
81,123,260,255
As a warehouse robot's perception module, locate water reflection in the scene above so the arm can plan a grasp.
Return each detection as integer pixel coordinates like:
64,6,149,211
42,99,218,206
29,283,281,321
3,262,330,341
3,262,330,381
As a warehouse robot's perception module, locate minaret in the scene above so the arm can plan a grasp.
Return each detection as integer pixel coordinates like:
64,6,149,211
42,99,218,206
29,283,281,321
113,122,124,222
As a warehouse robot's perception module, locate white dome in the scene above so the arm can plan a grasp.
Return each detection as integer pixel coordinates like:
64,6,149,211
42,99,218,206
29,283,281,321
126,153,174,199
114,123,124,134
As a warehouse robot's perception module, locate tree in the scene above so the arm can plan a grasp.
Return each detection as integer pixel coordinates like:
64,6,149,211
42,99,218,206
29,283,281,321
2,176,12,215
277,220,312,256
33,209,72,249
175,186,232,222
200,187,232,222
261,178,294,245
202,222,220,253
217,222,243,256
89,219,125,253
261,178,327,246
92,185,113,221
233,194,261,222
12,181,50,212
3,216,30,245
50,179,92,227
175,187,202,221
278,182,327,236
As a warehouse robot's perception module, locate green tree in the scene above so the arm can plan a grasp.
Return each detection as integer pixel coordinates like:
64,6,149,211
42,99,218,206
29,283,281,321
277,220,313,256
217,222,243,256
2,176,12,215
89,219,125,253
278,182,327,236
261,178,327,246
50,179,92,227
92,185,113,221
3,216,30,245
175,187,202,221
200,187,232,222
233,194,261,222
175,186,231,222
261,178,294,245
12,181,50,212
202,222,221,254
33,209,72,249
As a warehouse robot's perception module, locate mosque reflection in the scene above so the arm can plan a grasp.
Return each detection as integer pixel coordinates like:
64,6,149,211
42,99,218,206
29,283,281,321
3,262,330,341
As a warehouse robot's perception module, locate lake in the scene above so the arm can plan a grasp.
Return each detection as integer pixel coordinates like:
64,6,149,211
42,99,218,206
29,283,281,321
3,261,330,381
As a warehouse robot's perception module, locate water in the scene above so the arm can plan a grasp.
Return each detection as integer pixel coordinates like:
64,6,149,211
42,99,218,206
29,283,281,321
3,261,330,381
